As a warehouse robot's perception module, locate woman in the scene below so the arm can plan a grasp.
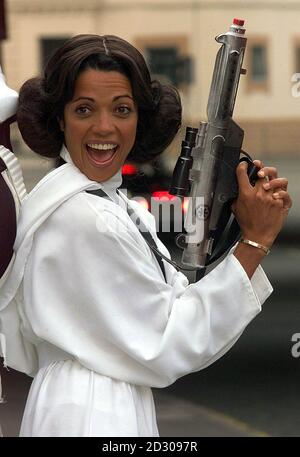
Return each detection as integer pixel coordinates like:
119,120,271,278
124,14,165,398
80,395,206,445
2,34,292,436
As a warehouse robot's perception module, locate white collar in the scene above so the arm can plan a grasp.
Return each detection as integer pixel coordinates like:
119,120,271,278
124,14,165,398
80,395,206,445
60,145,123,202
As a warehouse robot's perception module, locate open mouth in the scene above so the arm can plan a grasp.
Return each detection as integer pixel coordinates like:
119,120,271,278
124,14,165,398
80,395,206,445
86,144,118,167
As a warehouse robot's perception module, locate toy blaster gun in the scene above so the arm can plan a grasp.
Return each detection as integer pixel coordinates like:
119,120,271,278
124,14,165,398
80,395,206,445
170,19,259,280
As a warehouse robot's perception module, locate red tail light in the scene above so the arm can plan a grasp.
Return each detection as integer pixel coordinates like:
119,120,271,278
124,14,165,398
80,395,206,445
122,163,138,175
152,191,177,202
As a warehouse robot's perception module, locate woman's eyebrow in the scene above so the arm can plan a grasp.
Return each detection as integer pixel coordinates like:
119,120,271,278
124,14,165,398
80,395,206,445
113,94,134,101
72,96,95,103
71,95,134,103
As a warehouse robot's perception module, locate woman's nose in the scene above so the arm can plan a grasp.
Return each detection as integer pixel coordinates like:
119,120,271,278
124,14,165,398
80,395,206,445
91,112,115,135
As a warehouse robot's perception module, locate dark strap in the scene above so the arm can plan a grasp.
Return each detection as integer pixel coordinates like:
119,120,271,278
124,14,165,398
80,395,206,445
87,188,167,282
0,158,17,278
0,116,16,152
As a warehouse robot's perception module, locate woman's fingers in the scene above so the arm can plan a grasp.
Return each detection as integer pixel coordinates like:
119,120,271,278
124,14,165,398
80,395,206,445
236,161,252,193
263,177,288,191
237,161,291,211
257,166,278,180
234,158,292,247
253,159,264,169
255,166,289,197
272,190,293,210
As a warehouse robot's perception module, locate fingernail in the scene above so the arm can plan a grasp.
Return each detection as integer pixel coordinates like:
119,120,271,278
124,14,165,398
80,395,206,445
273,193,280,198
263,183,270,190
258,170,265,177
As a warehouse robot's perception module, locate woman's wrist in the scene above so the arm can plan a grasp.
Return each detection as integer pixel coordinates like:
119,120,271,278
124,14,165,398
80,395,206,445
233,241,268,279
239,238,271,255
240,232,275,250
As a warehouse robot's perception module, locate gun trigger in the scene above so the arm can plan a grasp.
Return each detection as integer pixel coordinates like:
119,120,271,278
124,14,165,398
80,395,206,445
239,157,260,186
239,156,252,166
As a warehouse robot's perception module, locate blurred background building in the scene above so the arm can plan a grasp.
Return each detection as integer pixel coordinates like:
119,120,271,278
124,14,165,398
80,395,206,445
2,0,300,158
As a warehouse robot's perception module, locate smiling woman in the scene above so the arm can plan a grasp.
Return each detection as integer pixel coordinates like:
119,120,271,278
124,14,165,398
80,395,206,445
59,69,138,182
0,33,290,438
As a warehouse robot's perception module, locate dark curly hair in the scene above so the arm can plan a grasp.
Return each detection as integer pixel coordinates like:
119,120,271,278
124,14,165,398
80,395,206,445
17,34,182,164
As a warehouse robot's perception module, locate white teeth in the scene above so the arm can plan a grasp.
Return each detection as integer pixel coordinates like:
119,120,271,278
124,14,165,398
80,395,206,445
87,143,117,151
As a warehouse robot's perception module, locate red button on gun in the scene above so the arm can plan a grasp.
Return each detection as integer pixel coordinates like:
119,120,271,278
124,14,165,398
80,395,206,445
233,18,245,26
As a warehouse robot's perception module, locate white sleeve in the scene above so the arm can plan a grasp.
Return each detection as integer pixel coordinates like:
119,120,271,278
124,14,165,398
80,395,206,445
23,193,273,388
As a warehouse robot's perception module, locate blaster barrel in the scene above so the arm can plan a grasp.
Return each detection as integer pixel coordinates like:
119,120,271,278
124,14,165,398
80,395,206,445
207,18,246,124
182,19,247,269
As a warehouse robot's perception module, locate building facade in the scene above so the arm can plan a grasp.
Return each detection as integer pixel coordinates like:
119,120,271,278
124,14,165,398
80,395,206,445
2,0,300,158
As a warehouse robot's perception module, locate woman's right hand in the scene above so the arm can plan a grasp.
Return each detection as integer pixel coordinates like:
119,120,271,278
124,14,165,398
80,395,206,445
232,160,292,249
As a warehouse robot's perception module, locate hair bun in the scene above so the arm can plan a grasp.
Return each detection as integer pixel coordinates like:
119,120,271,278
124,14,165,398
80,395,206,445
151,80,162,109
17,77,63,158
129,81,182,163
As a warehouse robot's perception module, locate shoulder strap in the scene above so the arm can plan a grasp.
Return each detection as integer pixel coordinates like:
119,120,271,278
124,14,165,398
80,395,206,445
87,188,167,282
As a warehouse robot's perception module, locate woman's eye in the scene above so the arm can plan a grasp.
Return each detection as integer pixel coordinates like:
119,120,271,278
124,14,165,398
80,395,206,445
75,106,90,115
116,106,132,115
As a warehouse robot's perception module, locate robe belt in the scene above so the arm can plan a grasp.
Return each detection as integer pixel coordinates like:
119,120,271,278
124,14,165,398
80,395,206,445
36,342,73,369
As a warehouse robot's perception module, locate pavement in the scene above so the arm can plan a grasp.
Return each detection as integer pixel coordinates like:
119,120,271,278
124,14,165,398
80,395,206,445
154,391,269,437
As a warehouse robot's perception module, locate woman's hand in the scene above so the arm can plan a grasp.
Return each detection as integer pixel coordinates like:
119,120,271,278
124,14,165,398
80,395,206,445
232,159,292,248
232,159,292,278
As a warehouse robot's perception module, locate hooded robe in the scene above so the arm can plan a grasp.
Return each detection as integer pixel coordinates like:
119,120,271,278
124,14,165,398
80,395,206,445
0,146,273,437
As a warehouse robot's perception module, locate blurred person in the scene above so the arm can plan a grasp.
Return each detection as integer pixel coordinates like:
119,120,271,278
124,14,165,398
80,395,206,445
0,34,292,437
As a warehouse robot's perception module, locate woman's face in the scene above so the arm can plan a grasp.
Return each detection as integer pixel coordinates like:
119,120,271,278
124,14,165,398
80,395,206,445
60,68,138,182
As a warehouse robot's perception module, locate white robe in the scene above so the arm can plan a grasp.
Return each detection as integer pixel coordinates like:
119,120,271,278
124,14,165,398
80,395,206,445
1,147,273,437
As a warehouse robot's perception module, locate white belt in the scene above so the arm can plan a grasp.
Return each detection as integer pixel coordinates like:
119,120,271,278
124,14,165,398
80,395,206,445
36,341,73,369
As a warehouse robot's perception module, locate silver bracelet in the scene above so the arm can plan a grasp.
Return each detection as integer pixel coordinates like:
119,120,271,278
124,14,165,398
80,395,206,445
239,238,271,255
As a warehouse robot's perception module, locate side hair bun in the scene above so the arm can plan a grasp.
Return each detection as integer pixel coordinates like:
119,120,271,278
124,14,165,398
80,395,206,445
150,80,162,109
17,77,63,158
128,80,182,163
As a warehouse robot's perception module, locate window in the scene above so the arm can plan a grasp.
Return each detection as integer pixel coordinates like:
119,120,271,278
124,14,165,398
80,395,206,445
294,43,300,73
145,47,193,87
0,0,6,40
135,36,192,88
246,38,269,92
40,37,70,70
251,45,267,82
146,47,180,85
